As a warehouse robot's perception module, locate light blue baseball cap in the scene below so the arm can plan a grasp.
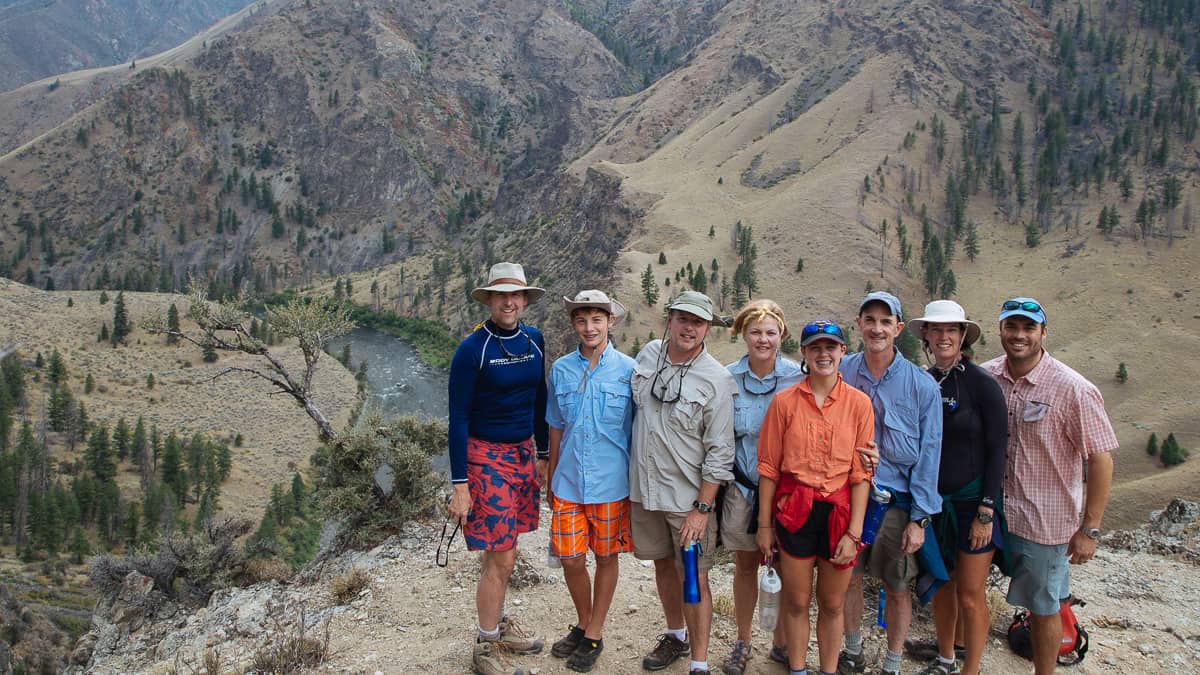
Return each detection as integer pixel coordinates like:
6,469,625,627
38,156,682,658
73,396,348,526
998,297,1047,325
858,291,902,320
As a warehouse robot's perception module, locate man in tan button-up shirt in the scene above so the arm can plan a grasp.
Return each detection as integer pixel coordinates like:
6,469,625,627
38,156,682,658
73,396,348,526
629,290,736,675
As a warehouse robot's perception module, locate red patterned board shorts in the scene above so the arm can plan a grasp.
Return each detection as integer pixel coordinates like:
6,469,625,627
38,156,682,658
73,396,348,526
465,437,540,551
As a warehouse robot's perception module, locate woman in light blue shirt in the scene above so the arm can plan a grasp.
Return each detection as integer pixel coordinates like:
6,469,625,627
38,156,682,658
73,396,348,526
720,299,804,675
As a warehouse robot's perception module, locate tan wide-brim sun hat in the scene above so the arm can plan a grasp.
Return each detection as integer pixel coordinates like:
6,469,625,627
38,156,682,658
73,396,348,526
563,289,627,322
907,300,982,347
470,262,546,304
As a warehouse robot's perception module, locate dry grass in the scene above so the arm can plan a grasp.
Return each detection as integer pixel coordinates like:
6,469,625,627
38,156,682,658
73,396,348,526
712,593,735,619
251,612,330,674
244,558,294,585
202,648,222,675
329,566,370,604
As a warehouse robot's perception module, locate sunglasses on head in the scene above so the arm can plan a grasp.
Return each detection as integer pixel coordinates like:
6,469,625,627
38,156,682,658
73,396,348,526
1002,300,1043,315
801,322,844,340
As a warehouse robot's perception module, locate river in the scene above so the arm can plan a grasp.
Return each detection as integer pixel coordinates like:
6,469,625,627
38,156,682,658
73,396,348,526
329,327,449,421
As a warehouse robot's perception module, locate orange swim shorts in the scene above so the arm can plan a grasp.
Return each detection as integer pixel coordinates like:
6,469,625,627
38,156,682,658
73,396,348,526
550,496,633,559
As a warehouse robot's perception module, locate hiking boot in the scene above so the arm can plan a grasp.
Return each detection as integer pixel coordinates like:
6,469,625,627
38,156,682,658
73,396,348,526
837,649,866,674
496,616,544,655
642,633,689,671
916,659,961,675
566,637,603,673
472,641,529,675
905,638,966,662
552,625,586,658
721,640,752,675
690,669,711,675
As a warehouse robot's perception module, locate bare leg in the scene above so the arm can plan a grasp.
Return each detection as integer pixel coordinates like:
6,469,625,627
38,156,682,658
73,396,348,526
1030,610,1062,675
843,560,866,637
732,550,759,642
815,559,854,674
955,550,995,675
653,557,686,630
777,554,816,671
931,580,959,661
560,555,592,631
586,554,620,639
477,549,517,632
884,585,913,654
682,572,714,662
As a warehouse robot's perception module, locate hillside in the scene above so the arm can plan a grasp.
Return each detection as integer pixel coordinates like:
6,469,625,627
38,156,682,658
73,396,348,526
0,277,359,524
0,0,256,94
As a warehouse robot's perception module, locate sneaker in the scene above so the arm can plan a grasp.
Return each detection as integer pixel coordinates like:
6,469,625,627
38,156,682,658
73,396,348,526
642,633,690,671
472,641,529,675
552,625,586,658
690,670,711,675
917,659,961,675
837,649,866,674
721,640,753,675
566,638,603,673
496,616,544,655
904,639,966,662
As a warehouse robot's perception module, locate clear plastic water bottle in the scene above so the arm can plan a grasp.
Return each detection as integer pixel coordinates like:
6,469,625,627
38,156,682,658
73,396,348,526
547,541,561,569
681,543,701,604
758,566,781,630
861,482,892,546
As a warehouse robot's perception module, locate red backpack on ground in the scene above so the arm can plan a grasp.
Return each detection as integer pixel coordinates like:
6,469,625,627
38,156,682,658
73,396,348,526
1007,597,1089,666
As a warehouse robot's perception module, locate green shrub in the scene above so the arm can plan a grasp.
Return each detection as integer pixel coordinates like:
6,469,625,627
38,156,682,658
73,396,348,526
311,415,445,549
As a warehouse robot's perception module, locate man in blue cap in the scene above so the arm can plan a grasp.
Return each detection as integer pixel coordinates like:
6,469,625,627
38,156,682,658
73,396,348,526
982,298,1117,675
837,292,943,675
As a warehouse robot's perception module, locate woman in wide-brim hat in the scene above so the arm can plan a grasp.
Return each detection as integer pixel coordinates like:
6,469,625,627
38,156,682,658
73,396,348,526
448,261,549,673
906,300,1006,675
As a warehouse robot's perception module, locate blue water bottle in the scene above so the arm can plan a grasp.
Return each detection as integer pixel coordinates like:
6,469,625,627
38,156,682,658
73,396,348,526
861,482,892,546
876,588,887,628
681,542,701,604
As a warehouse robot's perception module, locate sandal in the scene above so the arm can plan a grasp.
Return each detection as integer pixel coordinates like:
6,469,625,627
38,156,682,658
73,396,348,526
768,644,788,665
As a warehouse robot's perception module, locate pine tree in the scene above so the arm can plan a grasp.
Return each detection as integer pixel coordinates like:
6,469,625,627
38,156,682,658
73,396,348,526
1116,362,1128,383
202,338,218,363
166,303,180,345
965,221,980,261
1161,433,1189,466
161,433,185,503
113,418,131,461
70,526,90,563
85,372,95,394
641,264,659,306
47,349,67,385
1146,432,1159,456
98,322,109,342
86,425,115,482
111,292,130,346
658,251,667,265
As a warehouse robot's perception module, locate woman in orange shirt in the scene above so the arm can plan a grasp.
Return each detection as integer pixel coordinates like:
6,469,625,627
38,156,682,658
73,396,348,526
756,320,875,675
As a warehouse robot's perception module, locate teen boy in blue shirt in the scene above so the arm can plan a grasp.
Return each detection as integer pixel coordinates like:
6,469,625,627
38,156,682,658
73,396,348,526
545,290,637,673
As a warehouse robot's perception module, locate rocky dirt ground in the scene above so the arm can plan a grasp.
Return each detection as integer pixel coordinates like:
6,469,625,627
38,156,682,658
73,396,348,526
80,500,1200,674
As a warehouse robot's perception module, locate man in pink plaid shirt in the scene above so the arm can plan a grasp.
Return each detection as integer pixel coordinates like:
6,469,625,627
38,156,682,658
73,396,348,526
981,297,1117,675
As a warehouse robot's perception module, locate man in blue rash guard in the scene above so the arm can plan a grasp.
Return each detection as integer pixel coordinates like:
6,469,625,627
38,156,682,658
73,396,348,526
447,262,550,675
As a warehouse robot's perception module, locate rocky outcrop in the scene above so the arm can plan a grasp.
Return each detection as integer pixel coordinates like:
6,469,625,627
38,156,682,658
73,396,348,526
1107,498,1200,563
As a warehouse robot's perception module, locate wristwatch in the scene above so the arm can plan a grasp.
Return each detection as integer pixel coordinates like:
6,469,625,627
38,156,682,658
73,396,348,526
912,516,931,529
692,500,714,514
976,511,994,525
1082,527,1101,539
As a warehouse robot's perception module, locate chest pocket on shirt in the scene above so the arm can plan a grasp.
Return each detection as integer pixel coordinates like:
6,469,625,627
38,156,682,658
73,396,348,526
599,382,632,423
556,390,580,425
1022,400,1050,423
733,399,753,437
670,388,710,434
631,365,656,408
882,402,920,465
